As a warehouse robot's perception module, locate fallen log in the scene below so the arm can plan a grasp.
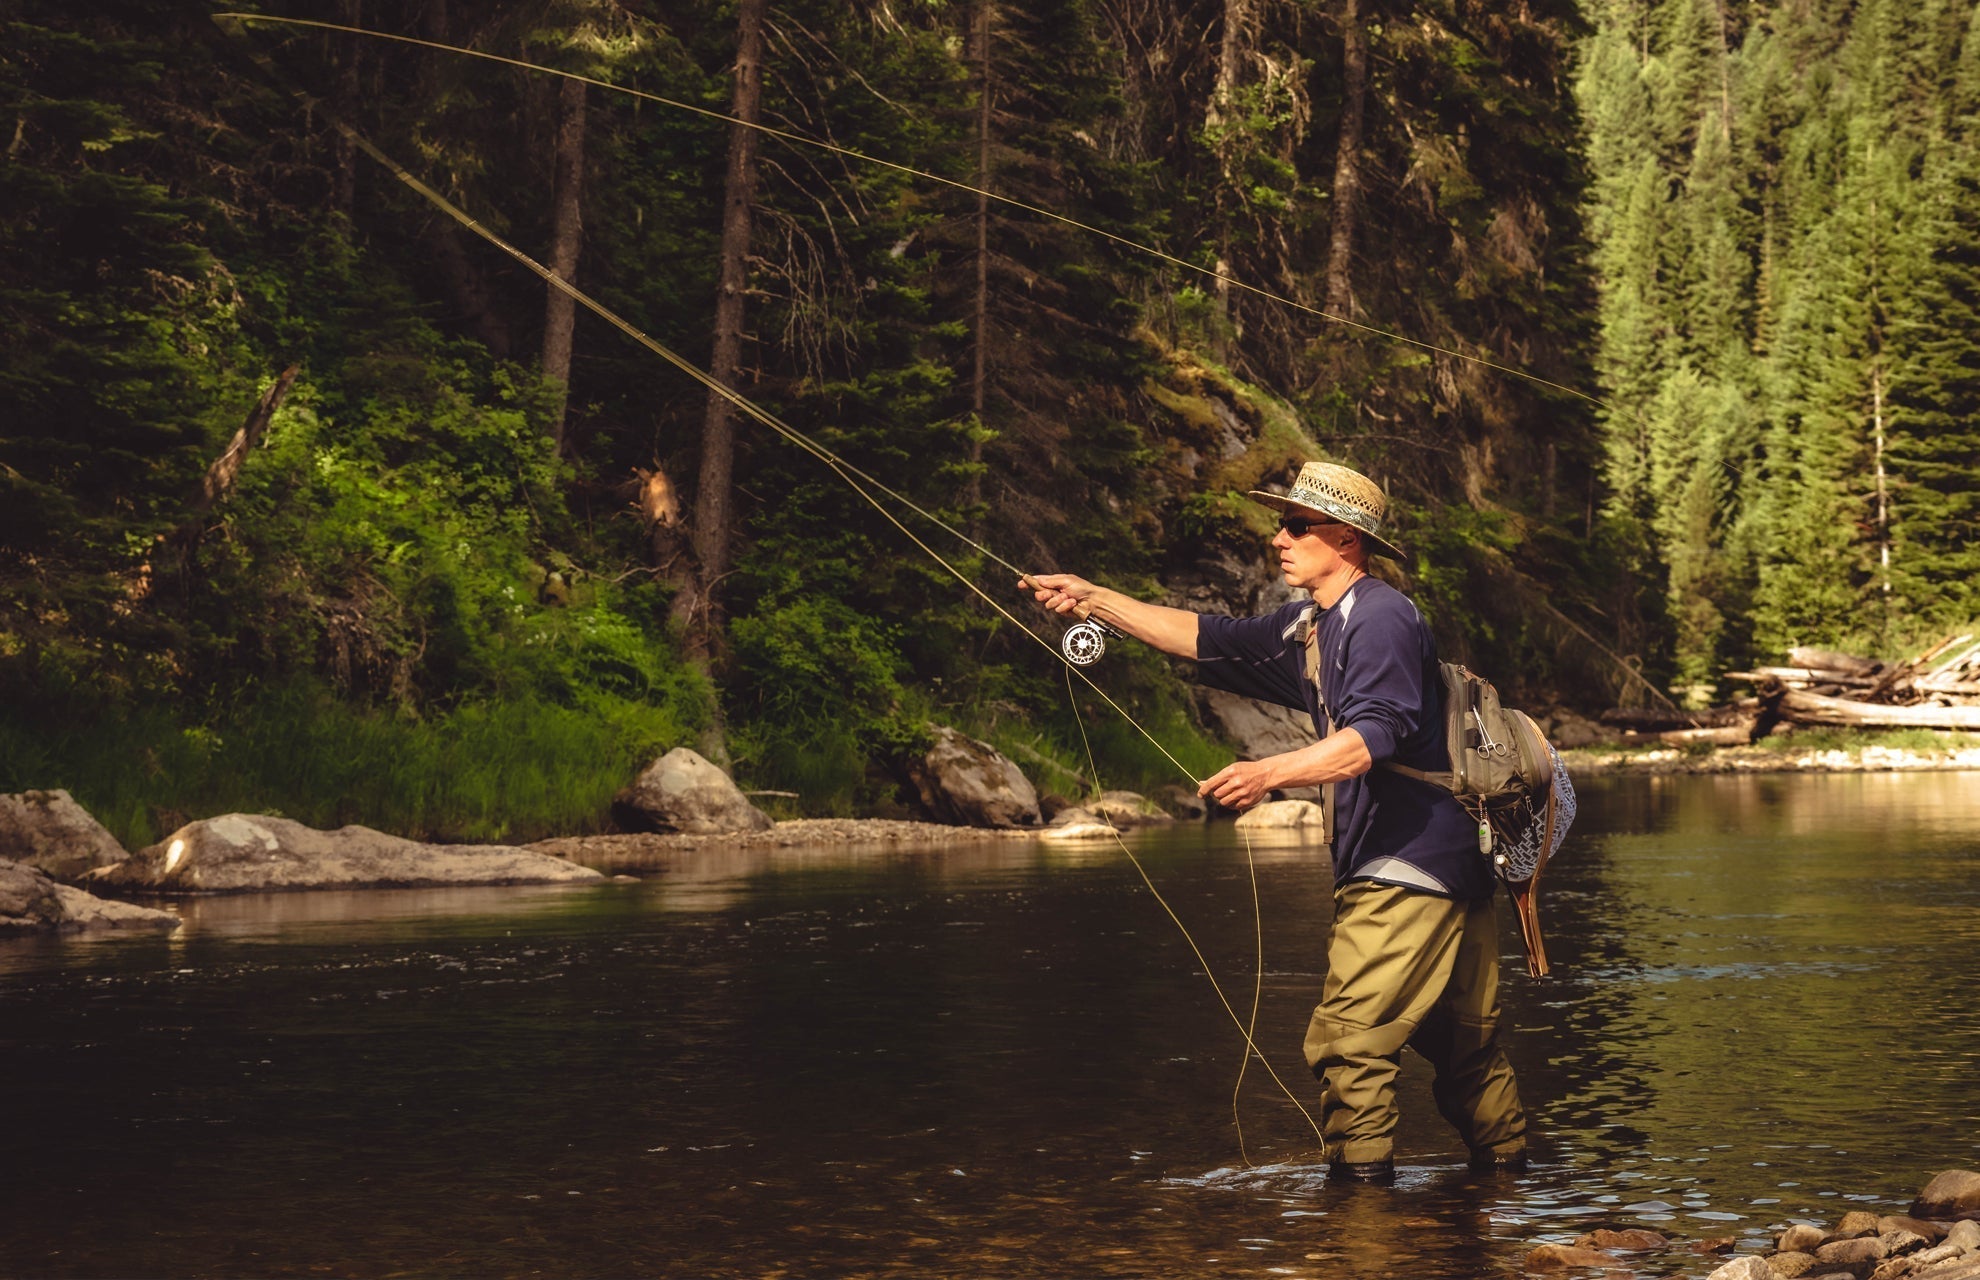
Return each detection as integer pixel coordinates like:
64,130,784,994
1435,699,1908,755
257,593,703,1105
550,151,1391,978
1630,719,1758,746
1600,707,1748,731
1787,647,1884,678
1776,688,1980,730
1725,667,1879,688
1863,632,1971,702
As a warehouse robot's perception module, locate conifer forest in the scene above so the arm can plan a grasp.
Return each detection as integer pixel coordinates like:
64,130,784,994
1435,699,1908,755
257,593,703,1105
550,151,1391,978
4,0,1977,841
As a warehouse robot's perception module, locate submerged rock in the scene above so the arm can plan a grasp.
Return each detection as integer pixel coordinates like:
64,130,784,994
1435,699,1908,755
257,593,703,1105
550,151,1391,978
0,859,176,931
0,789,128,881
1039,822,1119,842
1524,1243,1617,1270
612,748,774,836
84,814,603,895
1574,1228,1669,1251
1915,1171,1980,1220
1088,791,1173,826
1726,1173,1980,1280
905,727,1040,829
1232,798,1324,830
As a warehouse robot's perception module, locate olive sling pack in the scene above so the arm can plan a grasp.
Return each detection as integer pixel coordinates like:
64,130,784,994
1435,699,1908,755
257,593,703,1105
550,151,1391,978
1298,616,1558,977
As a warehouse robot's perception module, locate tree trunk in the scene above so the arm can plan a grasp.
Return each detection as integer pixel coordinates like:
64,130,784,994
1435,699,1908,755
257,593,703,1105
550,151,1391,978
1323,0,1367,318
969,0,993,511
542,75,587,452
1208,0,1251,328
332,0,362,216
683,0,766,620
169,364,301,560
672,0,767,766
196,366,302,516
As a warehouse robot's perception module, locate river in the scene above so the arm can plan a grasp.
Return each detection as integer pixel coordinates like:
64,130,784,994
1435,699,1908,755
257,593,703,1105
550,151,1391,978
3,771,1977,1278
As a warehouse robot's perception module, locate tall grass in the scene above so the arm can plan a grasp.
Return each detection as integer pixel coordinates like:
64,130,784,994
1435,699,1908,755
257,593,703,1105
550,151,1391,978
0,684,697,848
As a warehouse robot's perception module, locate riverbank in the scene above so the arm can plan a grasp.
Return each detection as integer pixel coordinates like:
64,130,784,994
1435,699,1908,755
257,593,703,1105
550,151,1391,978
530,817,1039,862
1563,728,1980,776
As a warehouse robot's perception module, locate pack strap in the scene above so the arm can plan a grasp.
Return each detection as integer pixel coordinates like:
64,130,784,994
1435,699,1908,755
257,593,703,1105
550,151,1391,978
1297,616,1336,847
1380,762,1456,790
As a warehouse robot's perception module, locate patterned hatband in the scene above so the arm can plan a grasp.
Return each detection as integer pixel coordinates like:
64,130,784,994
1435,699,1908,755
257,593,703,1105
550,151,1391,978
1246,460,1408,564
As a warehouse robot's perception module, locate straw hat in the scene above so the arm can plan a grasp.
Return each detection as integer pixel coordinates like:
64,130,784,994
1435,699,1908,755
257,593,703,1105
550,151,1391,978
1248,461,1407,564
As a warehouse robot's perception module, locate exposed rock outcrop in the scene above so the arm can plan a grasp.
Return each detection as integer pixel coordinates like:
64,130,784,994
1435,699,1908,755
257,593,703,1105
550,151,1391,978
0,859,176,931
1194,687,1315,760
612,748,774,835
1232,798,1325,830
905,727,1040,828
1087,790,1174,827
84,815,603,895
0,789,128,880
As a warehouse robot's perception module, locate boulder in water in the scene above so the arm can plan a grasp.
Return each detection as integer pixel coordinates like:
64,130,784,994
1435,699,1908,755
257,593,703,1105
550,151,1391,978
1232,798,1324,830
0,859,176,931
1913,1171,1980,1220
85,814,603,894
612,748,774,835
1704,1256,1774,1280
1524,1244,1617,1270
0,789,128,881
905,727,1039,828
1088,790,1173,826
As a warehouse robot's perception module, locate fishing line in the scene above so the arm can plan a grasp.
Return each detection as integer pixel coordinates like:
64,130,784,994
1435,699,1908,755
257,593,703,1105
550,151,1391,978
214,16,1321,1151
1064,666,1321,1153
212,12,1623,422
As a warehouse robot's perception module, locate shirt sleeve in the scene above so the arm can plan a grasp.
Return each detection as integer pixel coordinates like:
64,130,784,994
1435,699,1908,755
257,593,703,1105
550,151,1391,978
1333,597,1430,764
1194,603,1309,711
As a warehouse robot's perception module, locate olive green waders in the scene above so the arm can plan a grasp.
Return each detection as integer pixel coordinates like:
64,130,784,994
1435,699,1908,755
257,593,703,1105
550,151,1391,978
1302,880,1527,1166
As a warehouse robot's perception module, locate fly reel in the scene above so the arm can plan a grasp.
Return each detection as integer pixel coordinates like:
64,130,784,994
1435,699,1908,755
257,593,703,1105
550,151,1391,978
1060,617,1121,667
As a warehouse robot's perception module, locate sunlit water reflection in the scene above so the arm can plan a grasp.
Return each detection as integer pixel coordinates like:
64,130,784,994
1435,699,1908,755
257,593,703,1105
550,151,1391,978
3,771,1977,1277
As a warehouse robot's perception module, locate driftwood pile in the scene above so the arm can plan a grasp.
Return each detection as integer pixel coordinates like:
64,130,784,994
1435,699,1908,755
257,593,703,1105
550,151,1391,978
1599,634,1980,746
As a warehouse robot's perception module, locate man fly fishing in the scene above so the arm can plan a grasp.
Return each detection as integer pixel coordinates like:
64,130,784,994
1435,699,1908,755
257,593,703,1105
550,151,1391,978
1023,460,1528,1183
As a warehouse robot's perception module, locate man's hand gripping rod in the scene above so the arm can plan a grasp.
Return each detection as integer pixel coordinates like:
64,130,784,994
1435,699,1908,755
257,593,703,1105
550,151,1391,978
1020,576,1123,667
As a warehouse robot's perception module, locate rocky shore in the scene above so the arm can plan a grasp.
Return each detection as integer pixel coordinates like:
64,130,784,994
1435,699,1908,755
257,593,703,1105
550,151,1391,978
530,816,1039,863
1562,743,1980,776
1524,1171,1980,1279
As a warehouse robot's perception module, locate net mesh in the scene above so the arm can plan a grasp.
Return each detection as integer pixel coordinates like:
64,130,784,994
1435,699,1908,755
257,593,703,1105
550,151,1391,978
1496,747,1575,883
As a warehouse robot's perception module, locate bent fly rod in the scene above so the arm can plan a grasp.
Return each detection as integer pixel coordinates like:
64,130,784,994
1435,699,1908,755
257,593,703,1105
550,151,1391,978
208,14,1330,1154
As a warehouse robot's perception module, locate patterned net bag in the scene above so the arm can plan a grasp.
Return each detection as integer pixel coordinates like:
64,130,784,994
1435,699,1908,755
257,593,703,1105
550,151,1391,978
1488,746,1574,977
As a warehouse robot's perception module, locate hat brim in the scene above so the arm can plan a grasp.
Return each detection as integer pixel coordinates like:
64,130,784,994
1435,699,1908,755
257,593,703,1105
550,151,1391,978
1246,490,1410,566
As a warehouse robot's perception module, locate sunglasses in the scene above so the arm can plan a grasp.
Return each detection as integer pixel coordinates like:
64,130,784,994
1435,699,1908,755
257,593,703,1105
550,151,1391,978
1278,514,1344,538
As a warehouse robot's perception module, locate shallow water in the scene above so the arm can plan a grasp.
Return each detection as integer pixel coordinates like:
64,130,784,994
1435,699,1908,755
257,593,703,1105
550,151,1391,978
4,771,1978,1278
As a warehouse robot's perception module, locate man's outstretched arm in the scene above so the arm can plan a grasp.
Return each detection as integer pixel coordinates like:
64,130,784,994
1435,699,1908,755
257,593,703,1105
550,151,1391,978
1198,729,1374,810
1022,573,1200,659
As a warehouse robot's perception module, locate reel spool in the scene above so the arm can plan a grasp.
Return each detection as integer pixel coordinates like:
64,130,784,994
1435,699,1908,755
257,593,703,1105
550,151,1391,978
1021,574,1123,667
1060,618,1116,666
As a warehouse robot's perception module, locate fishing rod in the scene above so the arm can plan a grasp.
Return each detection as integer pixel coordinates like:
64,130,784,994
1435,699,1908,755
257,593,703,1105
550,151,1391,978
207,17,1321,1152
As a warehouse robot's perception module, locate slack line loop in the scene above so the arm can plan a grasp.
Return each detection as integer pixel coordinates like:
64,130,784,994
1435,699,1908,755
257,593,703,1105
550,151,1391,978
213,12,1618,421
1065,667,1323,1152
217,16,1322,1152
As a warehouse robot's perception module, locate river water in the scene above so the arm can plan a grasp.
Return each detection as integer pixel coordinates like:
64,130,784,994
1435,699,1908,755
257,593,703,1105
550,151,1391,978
3,771,1978,1278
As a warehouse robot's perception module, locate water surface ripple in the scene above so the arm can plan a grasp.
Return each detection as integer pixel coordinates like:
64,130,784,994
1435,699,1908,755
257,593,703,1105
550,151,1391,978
3,771,1977,1277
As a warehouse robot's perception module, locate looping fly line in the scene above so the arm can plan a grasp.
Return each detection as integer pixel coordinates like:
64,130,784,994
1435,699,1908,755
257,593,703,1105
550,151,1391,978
212,12,1614,421
214,12,1331,1151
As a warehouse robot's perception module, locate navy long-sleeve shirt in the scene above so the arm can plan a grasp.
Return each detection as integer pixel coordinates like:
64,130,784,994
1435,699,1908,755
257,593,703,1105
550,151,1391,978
1195,578,1492,900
